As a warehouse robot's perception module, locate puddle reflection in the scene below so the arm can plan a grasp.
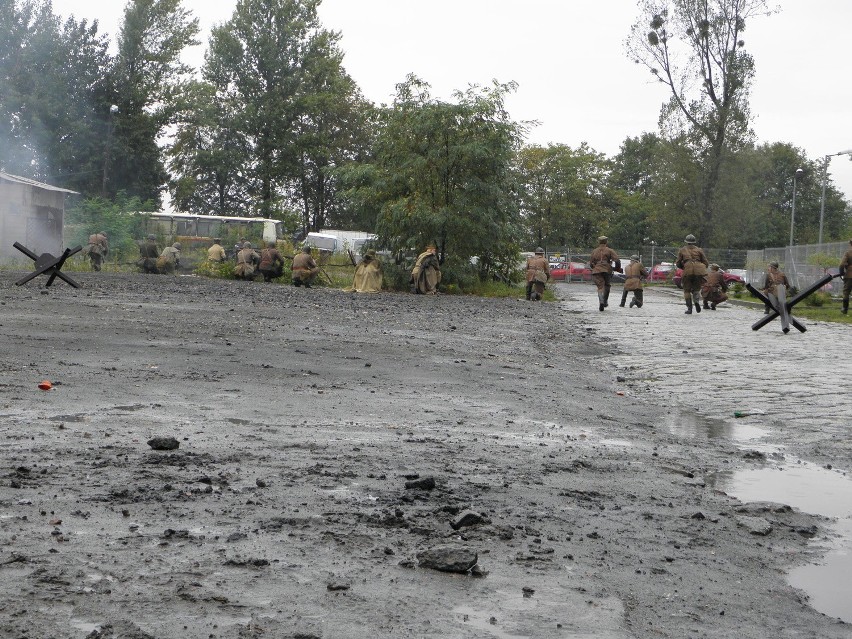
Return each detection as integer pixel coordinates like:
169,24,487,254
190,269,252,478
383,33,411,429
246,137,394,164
664,410,768,442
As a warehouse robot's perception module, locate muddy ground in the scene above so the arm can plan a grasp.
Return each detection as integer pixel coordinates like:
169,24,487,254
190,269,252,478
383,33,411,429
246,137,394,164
0,271,850,639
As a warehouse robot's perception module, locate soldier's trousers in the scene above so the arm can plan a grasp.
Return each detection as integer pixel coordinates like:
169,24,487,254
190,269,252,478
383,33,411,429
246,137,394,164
592,273,612,302
682,274,704,303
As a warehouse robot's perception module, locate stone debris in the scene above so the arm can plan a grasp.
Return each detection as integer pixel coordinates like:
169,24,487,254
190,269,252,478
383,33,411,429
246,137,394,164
416,546,478,573
405,476,436,490
450,510,488,530
736,516,772,536
146,436,179,451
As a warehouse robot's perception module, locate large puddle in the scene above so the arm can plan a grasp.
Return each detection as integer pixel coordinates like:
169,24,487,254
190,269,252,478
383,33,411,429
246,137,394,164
711,461,852,623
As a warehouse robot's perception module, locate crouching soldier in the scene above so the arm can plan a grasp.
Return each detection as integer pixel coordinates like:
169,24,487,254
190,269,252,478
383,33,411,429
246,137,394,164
85,231,109,271
620,255,647,308
292,246,320,287
525,247,550,301
235,241,260,280
137,234,160,274
762,261,790,314
156,242,181,274
701,264,728,310
258,241,285,282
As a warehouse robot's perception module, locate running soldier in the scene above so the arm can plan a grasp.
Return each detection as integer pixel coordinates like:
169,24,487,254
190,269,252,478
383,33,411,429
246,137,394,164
619,255,647,308
762,261,790,314
525,247,550,301
675,234,709,314
589,236,620,311
85,231,109,271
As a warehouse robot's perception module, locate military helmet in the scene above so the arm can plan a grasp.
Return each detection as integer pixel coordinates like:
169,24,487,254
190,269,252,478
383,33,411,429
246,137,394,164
302,245,312,253
267,241,276,248
147,233,156,241
365,248,377,257
243,241,252,249
769,260,779,268
710,263,720,270
172,242,181,250
630,254,640,261
535,247,545,254
685,234,696,244
213,237,221,243
597,236,608,243
100,231,108,236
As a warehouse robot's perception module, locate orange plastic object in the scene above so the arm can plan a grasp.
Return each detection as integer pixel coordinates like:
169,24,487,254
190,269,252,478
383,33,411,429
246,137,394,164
38,380,53,391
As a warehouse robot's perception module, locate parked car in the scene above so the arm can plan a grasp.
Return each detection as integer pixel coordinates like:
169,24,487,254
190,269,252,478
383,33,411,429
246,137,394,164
549,262,591,282
648,262,675,282
673,268,745,288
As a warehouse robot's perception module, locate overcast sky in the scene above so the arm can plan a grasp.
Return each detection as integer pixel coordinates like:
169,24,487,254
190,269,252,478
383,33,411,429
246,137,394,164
50,0,852,205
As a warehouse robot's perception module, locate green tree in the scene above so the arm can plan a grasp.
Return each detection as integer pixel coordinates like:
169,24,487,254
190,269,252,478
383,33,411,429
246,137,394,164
339,75,523,275
108,0,200,203
627,0,774,247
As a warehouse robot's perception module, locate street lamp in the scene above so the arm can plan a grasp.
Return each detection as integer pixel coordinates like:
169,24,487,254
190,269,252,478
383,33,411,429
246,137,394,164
789,167,804,247
818,149,852,245
102,104,119,196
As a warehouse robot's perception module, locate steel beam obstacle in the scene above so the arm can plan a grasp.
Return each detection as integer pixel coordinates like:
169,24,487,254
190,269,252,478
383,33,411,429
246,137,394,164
746,272,838,334
13,242,82,288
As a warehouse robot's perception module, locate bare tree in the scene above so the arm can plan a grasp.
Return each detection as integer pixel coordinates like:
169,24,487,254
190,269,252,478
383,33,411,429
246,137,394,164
627,0,775,246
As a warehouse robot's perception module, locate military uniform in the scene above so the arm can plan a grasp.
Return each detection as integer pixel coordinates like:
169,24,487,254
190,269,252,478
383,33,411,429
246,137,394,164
762,263,790,313
840,241,852,314
525,250,550,301
235,244,261,280
351,250,383,293
156,243,181,274
86,232,108,271
207,241,226,263
292,249,319,287
258,244,285,282
619,256,647,308
589,237,620,311
675,235,708,314
410,247,441,294
137,236,160,274
701,266,728,310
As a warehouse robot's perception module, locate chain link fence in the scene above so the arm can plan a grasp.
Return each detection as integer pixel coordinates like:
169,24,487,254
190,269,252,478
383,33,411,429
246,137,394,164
746,241,847,294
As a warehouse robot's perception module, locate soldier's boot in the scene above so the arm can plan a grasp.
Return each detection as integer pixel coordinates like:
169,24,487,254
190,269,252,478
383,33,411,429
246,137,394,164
710,302,717,310
629,298,636,308
843,298,849,314
703,299,710,310
693,293,701,313
684,299,693,314
619,290,628,307
598,291,605,312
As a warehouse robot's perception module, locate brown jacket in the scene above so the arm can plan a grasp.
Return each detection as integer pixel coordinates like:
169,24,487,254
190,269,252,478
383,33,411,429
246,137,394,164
840,248,852,279
702,270,727,292
675,245,708,277
525,255,550,283
292,252,318,275
623,261,647,291
763,270,790,296
88,233,108,256
259,247,284,271
589,246,619,274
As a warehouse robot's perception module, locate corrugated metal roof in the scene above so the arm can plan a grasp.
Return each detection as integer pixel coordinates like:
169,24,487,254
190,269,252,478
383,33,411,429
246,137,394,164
0,171,79,194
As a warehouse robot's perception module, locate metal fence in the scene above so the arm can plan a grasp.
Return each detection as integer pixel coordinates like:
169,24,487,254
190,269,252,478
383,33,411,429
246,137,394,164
746,242,847,293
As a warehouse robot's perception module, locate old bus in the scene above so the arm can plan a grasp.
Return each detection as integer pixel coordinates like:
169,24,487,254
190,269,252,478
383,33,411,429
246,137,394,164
139,212,284,246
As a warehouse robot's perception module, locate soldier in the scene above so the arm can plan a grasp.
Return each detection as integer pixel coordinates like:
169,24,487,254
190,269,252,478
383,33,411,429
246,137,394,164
137,234,160,274
675,234,709,314
619,254,647,308
350,249,383,293
234,241,260,281
589,236,621,311
258,241,285,282
840,239,852,314
156,242,181,274
762,261,790,314
207,237,226,263
85,231,109,271
410,244,441,294
701,264,728,310
525,247,550,301
292,246,320,287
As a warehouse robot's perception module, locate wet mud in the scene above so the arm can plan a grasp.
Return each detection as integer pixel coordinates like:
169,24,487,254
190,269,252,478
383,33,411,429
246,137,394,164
1,273,850,638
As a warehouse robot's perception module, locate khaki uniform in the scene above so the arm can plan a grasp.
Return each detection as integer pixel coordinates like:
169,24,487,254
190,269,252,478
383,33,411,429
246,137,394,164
620,261,647,308
525,255,550,301
675,244,709,306
840,247,852,313
411,250,441,294
762,268,790,313
258,247,284,282
137,239,160,273
86,233,108,271
156,246,181,274
292,252,319,286
235,247,260,280
207,243,226,262
701,271,728,309
589,244,620,308
351,255,383,293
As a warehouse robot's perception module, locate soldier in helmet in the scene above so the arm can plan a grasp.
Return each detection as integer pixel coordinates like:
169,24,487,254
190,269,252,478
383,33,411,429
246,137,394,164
234,241,260,280
207,237,226,263
675,234,709,314
292,245,320,287
701,264,728,310
762,261,790,314
589,236,621,311
525,247,550,301
619,254,647,308
156,242,181,274
258,241,285,282
350,248,383,293
85,230,109,271
839,239,852,314
137,233,160,274
410,244,441,294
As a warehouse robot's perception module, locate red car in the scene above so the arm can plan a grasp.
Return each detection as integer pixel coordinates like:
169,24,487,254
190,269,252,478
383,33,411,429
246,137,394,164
648,263,676,282
673,268,744,288
549,262,591,282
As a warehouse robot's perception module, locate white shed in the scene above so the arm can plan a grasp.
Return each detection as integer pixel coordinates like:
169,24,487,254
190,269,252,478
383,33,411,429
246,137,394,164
0,172,77,263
